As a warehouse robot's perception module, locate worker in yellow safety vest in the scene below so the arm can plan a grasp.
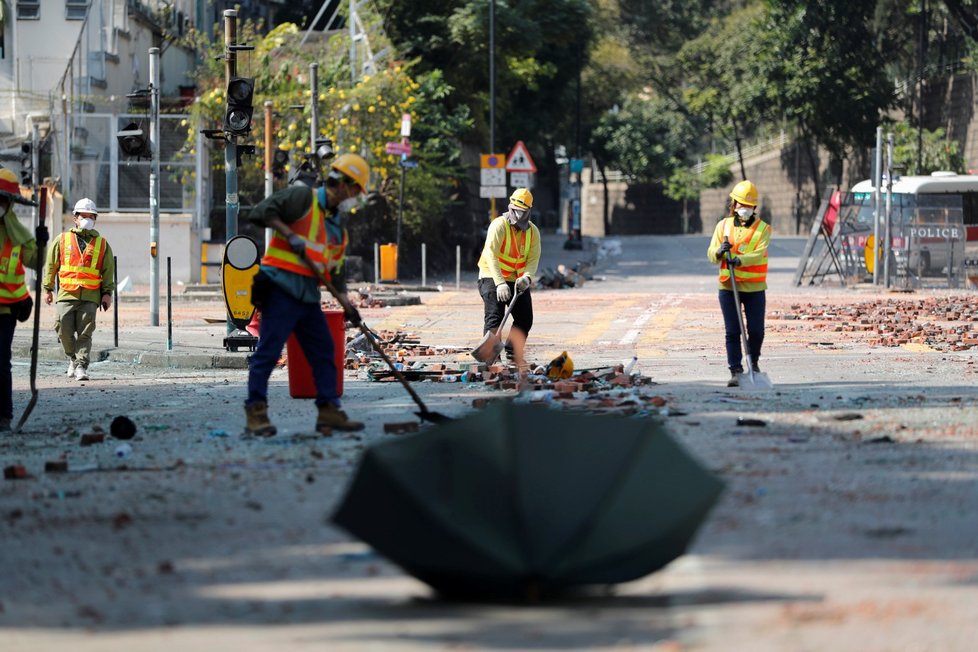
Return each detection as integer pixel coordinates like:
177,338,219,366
477,187,542,370
707,179,771,387
44,198,115,382
0,167,43,430
243,152,369,437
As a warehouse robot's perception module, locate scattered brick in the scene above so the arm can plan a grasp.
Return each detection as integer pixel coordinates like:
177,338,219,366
3,464,31,480
384,421,420,435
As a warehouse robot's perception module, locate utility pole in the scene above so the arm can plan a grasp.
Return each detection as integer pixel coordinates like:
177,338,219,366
224,10,238,336
264,100,273,248
489,0,496,220
310,62,319,157
149,46,161,327
397,113,411,280
349,0,357,83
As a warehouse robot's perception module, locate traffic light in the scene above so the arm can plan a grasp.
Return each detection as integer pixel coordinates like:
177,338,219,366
224,76,255,136
271,148,289,180
20,142,32,186
117,122,151,159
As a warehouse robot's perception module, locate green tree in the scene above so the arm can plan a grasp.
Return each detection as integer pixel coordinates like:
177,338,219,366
888,121,963,174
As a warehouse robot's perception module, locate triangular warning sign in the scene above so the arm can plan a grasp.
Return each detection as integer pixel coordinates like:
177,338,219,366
505,140,537,173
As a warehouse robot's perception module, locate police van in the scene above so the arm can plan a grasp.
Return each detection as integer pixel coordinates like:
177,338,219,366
847,172,978,278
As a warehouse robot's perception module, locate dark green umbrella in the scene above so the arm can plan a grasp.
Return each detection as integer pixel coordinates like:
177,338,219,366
331,402,723,599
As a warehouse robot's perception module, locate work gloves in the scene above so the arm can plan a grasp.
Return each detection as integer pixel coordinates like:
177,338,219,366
496,283,513,303
344,305,362,327
287,233,306,255
728,257,741,267
718,240,732,256
515,275,531,293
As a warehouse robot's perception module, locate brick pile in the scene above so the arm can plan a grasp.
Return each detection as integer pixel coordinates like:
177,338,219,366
770,296,978,351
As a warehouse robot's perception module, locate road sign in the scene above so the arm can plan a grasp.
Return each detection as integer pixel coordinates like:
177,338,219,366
386,141,412,156
509,171,530,188
481,168,506,186
505,140,537,173
399,159,418,169
480,185,508,199
569,158,585,173
480,153,506,169
401,113,412,137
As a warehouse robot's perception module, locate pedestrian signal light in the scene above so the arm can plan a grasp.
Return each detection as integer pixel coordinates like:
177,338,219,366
271,148,289,179
117,122,151,159
20,142,32,186
224,77,255,136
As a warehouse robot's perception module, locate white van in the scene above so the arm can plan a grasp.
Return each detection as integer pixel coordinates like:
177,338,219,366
848,172,978,275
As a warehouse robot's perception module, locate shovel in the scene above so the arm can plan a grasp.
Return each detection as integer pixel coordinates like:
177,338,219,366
471,287,522,364
727,244,773,391
296,249,453,424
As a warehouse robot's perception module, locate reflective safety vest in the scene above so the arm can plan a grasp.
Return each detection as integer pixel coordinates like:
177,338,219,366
719,217,769,285
496,218,532,281
262,191,330,279
0,238,28,304
58,232,107,291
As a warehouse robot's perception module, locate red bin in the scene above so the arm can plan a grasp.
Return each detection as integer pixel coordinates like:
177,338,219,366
286,309,346,399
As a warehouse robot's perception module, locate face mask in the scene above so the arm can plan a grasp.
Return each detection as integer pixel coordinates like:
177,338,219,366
735,207,753,220
508,208,530,230
77,217,95,230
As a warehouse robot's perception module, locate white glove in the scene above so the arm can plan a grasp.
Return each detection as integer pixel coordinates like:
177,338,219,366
515,275,531,293
496,283,512,303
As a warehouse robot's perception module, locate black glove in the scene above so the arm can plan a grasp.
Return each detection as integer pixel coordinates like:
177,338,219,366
287,233,305,255
35,225,49,246
344,305,362,327
729,256,741,267
718,240,732,255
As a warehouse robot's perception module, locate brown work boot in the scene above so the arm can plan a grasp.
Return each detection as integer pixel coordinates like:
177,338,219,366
244,402,277,437
316,404,364,433
727,369,741,387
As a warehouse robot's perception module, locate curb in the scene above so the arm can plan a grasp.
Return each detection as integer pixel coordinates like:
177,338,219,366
12,344,252,370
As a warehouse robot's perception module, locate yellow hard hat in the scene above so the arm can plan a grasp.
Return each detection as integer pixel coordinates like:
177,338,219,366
510,187,533,210
0,167,33,206
545,351,574,380
330,153,370,190
729,180,758,207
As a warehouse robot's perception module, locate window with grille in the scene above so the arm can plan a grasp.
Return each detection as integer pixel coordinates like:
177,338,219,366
66,0,89,20
17,0,40,20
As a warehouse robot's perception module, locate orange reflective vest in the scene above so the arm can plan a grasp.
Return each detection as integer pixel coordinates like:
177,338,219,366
261,192,331,279
0,238,28,304
496,219,532,281
58,232,107,291
719,217,769,286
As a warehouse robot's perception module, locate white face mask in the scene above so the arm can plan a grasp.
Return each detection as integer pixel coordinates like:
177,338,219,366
508,208,530,229
77,217,96,230
735,207,754,220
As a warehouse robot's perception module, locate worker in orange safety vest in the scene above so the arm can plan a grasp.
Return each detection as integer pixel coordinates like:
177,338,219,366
477,187,541,371
706,179,771,387
43,198,115,382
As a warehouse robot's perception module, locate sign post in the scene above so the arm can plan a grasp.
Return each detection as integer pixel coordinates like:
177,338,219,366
480,153,507,216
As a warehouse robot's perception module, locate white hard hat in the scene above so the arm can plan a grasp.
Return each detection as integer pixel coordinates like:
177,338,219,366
73,198,98,216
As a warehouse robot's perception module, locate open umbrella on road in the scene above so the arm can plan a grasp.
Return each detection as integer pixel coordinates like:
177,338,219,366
332,402,724,599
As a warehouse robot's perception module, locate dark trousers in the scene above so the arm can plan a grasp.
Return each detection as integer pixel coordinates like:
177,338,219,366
0,314,15,419
247,289,339,407
478,278,533,338
719,289,765,371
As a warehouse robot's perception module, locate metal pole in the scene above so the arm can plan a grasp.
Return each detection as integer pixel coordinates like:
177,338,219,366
489,0,496,220
310,63,319,152
374,241,379,283
421,243,426,287
456,244,460,290
349,0,357,83
873,127,882,285
397,164,405,281
149,46,161,326
166,257,173,351
113,255,119,348
264,100,273,248
884,132,894,288
28,124,38,286
224,10,238,336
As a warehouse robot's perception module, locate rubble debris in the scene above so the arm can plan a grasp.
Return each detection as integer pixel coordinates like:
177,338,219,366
44,461,68,473
79,433,105,446
736,418,768,427
3,464,31,480
770,296,978,351
110,416,137,440
536,262,593,290
383,422,420,435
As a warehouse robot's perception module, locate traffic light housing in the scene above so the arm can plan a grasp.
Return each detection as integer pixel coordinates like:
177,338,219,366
224,76,255,136
271,148,289,180
117,122,151,159
20,142,32,186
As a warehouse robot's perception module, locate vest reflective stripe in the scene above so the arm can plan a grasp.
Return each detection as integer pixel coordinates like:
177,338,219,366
719,217,768,284
262,192,329,278
0,238,28,304
496,219,531,281
59,232,107,291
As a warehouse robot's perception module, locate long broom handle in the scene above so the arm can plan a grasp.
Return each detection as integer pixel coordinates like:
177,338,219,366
297,250,435,416
725,239,756,382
